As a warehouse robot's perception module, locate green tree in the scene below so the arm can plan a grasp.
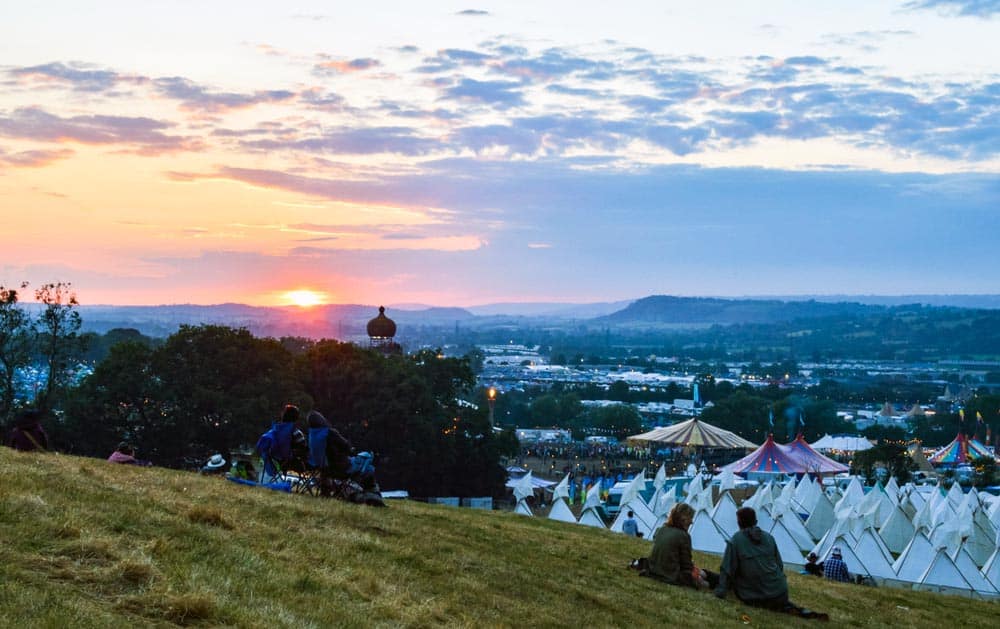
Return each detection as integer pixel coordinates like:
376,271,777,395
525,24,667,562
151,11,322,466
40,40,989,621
60,341,163,457
33,282,83,413
529,394,560,426
862,425,907,443
151,325,307,465
0,283,31,420
698,391,772,442
302,340,506,497
607,380,630,402
852,443,916,485
583,404,642,440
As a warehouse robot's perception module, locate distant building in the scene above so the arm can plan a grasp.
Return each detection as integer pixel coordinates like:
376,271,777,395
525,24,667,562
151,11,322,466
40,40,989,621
367,306,402,355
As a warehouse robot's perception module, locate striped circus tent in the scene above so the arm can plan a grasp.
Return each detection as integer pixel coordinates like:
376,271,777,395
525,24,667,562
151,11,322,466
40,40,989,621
722,434,805,475
928,433,994,467
784,434,850,475
628,417,756,450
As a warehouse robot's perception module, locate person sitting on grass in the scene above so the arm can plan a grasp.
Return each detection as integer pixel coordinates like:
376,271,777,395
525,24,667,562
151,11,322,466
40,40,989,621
804,552,824,577
6,409,48,452
823,547,851,583
647,503,717,589
715,507,827,620
107,442,151,466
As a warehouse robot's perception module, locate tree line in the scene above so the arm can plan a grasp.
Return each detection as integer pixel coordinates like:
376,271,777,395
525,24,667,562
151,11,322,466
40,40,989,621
1,284,515,497
58,326,515,497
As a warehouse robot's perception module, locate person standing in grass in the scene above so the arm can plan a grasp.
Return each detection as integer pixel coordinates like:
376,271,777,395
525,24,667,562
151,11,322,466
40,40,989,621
622,510,639,537
5,409,48,452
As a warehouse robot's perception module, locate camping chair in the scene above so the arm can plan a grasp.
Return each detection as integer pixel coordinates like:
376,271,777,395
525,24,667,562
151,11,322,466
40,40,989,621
256,421,297,484
306,426,374,501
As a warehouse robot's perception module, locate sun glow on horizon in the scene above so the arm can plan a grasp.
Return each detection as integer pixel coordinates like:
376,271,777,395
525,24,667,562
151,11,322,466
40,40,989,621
281,289,328,308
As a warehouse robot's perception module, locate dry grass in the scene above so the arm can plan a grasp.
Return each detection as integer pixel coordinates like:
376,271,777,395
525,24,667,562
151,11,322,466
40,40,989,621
0,447,996,628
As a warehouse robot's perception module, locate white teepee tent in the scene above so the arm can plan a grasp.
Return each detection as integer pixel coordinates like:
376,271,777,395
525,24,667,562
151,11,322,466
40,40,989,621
547,497,576,523
689,510,730,555
892,532,936,583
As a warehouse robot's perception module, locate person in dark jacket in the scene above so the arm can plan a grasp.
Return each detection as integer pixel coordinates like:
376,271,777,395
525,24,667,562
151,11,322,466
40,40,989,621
308,410,377,493
804,552,824,577
715,507,791,609
648,503,718,589
6,409,48,452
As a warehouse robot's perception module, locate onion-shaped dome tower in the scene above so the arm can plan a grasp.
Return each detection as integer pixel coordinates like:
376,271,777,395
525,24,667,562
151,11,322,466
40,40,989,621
367,306,401,354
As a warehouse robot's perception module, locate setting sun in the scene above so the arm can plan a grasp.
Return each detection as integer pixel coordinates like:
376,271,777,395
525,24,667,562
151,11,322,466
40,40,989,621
282,289,327,308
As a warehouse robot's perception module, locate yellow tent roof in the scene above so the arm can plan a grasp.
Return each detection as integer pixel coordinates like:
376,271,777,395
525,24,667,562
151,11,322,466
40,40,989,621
628,417,756,449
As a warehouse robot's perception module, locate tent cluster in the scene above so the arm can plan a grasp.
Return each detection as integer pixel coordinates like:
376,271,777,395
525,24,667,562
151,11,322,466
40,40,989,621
517,467,1000,598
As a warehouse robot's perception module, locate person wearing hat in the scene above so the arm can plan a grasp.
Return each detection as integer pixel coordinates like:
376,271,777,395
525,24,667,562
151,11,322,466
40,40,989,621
201,453,227,475
823,546,851,583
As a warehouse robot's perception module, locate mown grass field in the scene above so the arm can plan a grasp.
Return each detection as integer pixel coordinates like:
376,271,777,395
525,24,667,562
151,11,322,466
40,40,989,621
0,447,995,628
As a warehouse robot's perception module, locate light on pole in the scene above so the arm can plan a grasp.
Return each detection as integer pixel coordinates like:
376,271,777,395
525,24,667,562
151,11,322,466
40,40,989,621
487,387,497,427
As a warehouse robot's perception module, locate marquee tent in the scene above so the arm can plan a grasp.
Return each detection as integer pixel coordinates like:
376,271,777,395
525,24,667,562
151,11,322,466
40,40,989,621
721,435,804,475
810,434,874,453
928,433,994,467
785,434,850,474
628,417,756,450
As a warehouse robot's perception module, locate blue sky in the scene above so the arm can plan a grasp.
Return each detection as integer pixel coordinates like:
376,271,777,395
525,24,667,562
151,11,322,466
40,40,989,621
0,1,997,306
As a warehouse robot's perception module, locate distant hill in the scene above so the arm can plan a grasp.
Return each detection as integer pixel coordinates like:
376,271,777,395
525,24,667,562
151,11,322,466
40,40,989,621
67,294,999,340
466,300,633,318
76,303,474,338
754,294,1000,309
596,295,886,326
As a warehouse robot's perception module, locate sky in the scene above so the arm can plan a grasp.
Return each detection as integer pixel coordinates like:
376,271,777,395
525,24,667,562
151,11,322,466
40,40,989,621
1,0,998,307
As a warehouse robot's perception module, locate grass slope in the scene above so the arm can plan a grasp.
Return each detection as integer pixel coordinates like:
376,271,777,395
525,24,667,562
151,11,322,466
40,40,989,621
0,448,994,628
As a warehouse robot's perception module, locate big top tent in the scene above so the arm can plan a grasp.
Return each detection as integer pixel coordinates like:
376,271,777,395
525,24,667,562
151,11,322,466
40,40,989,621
928,433,994,467
785,434,850,475
628,417,756,450
722,435,804,475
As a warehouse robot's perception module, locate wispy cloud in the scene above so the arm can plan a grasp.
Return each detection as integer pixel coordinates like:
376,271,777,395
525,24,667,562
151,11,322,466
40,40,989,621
0,146,74,168
902,0,1000,18
153,77,295,112
456,9,490,16
313,57,381,75
440,78,525,108
0,107,202,154
9,61,140,92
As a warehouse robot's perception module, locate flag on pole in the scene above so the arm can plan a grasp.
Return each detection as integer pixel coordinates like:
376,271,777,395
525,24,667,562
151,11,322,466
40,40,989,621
768,409,774,430
977,411,984,424
960,409,965,421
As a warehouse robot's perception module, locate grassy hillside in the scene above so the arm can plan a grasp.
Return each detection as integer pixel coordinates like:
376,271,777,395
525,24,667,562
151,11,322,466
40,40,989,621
0,449,995,628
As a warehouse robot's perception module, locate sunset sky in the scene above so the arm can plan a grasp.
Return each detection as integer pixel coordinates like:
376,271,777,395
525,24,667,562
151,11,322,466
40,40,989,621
1,1,998,307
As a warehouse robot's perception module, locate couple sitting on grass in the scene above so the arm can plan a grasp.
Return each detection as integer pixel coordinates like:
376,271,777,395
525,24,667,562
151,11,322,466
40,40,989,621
646,503,828,621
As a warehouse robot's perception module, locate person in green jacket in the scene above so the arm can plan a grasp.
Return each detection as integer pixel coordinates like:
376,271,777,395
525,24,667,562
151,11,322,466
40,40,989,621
647,503,717,589
714,507,792,609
